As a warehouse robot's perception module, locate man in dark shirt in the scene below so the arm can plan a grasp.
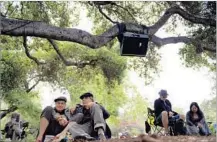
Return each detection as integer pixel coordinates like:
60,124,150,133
154,89,185,135
53,92,111,141
36,96,70,142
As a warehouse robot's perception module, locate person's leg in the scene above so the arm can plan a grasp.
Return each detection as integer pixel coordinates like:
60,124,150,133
55,121,76,139
90,104,106,130
70,113,84,124
68,122,93,138
53,122,94,142
198,125,206,136
90,104,106,140
56,113,84,137
200,122,211,136
186,125,199,135
161,111,169,134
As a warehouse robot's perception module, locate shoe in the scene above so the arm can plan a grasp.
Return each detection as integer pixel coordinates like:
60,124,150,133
98,128,106,140
74,136,87,140
98,133,106,141
86,136,96,141
163,131,170,136
164,133,170,136
74,135,95,141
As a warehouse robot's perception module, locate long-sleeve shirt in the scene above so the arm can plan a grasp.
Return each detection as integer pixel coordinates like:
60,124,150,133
186,111,205,126
154,98,172,117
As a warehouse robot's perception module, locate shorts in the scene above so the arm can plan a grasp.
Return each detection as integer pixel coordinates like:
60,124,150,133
156,112,180,125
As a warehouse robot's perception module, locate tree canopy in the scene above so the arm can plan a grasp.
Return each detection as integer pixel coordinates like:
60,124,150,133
1,1,215,82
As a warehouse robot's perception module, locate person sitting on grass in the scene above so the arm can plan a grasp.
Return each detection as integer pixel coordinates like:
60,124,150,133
53,92,111,142
36,96,70,142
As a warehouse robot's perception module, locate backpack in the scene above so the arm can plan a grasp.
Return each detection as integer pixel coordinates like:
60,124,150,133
173,119,187,136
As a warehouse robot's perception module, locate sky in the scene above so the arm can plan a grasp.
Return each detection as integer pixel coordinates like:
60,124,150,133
127,25,214,113
128,44,213,113
37,5,214,114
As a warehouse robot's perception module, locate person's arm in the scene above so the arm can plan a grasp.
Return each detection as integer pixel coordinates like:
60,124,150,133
166,100,175,117
154,99,160,117
154,100,157,111
186,112,194,126
84,102,110,119
73,104,84,114
36,106,53,142
168,100,172,111
98,104,110,119
68,105,84,123
199,112,205,123
53,122,76,142
36,117,49,142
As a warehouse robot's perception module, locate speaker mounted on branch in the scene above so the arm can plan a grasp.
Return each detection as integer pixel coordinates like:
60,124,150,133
117,23,149,57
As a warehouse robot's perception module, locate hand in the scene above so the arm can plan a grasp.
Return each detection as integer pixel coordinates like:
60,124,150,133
58,118,68,126
36,135,43,142
70,107,75,114
52,132,66,142
197,123,202,128
168,111,174,117
84,102,95,109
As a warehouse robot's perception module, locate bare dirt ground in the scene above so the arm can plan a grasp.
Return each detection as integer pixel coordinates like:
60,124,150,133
74,135,216,142
102,136,215,142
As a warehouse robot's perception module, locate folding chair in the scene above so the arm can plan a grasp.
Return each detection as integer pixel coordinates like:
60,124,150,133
145,107,175,136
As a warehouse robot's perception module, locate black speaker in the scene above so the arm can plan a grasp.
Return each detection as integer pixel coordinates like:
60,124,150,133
120,32,149,57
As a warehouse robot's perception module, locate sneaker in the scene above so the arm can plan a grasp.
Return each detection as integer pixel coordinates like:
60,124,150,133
164,132,170,136
163,130,170,136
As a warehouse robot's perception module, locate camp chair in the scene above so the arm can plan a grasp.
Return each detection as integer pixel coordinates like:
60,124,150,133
145,107,176,136
207,121,216,134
